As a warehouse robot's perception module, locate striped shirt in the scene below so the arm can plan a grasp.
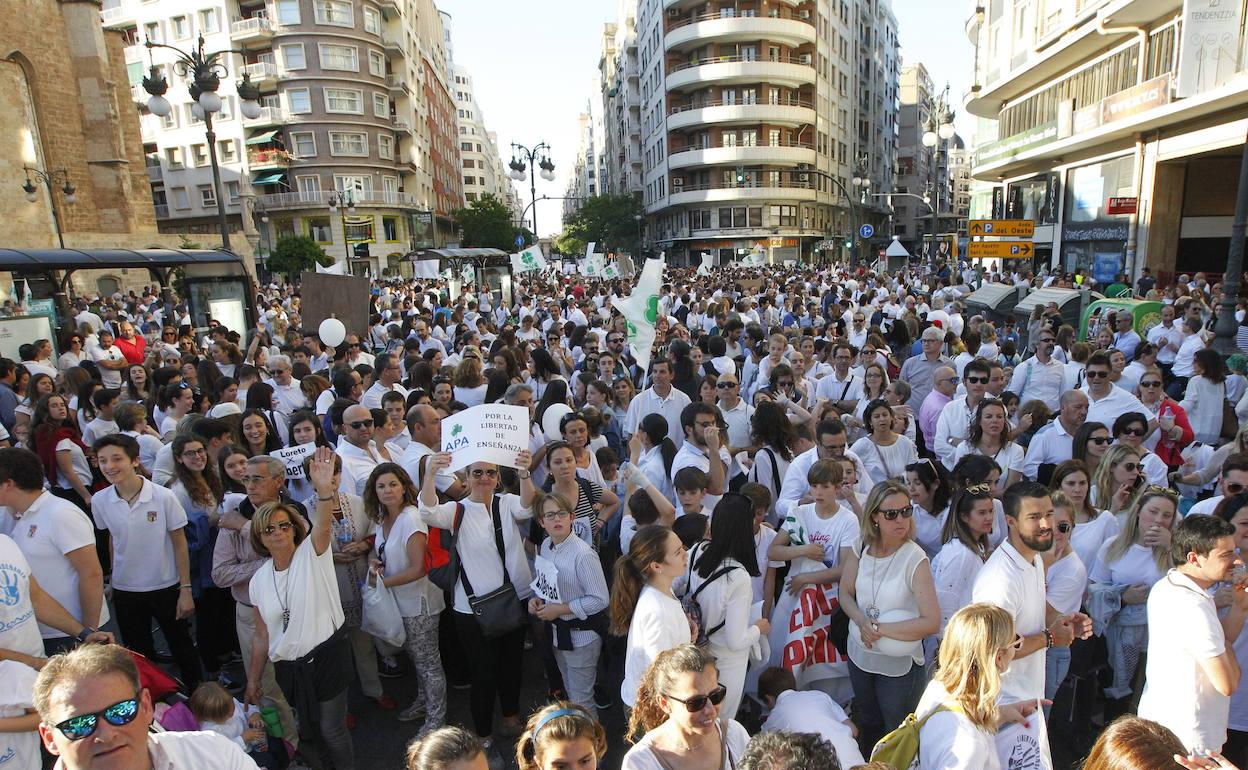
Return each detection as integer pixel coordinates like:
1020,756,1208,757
538,534,609,648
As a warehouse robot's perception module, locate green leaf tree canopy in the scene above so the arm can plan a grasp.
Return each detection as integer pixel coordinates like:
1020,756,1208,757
452,193,531,252
561,194,644,255
268,235,331,276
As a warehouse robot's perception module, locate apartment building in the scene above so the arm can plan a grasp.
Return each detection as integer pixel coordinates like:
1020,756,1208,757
564,101,609,222
601,6,646,200
965,0,1248,282
102,0,460,277
452,65,512,209
895,64,970,253
620,0,898,267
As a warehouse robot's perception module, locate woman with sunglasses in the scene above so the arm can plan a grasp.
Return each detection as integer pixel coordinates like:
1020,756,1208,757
839,480,940,750
930,483,995,654
57,333,86,370
245,449,355,770
365,463,445,727
1090,445,1146,517
621,644,749,770
1112,412,1169,487
1135,370,1193,470
914,604,1037,769
1071,421,1112,471
1088,487,1178,719
953,398,1024,494
1050,460,1118,572
850,399,918,487
419,449,535,752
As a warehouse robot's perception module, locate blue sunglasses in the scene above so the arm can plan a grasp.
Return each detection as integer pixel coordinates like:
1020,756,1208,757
54,697,141,741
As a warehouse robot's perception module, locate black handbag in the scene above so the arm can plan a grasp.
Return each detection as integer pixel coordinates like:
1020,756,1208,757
459,497,526,638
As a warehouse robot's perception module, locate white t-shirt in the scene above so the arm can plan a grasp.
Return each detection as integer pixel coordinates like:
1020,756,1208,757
90,480,188,593
932,538,986,637
1089,541,1164,590
972,541,1047,701
778,503,858,604
0,493,109,638
914,505,951,558
621,720,749,770
752,525,783,605
106,730,263,770
375,506,443,617
314,388,336,416
420,495,534,615
850,435,918,485
848,540,929,675
1045,551,1088,616
761,690,865,766
54,439,92,489
1070,511,1118,576
90,346,126,388
82,418,119,447
1138,570,1229,753
0,659,39,770
0,536,44,658
621,585,690,707
916,679,1002,770
249,536,345,661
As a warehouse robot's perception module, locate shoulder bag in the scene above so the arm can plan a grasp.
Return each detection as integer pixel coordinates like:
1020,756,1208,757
459,496,526,638
1221,382,1239,442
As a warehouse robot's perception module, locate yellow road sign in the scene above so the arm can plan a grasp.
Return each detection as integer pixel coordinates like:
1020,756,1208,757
967,241,1035,259
968,219,1036,237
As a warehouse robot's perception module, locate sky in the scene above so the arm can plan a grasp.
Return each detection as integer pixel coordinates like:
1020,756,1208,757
438,0,974,238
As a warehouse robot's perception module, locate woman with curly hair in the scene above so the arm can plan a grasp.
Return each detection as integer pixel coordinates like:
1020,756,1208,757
30,393,94,511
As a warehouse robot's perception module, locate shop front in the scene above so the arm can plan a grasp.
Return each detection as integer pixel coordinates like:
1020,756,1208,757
1061,155,1136,282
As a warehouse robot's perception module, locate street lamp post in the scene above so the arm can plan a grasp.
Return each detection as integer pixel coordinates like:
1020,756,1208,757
634,213,644,260
140,35,264,253
509,142,555,237
328,190,358,265
21,166,76,249
921,83,956,260
800,161,868,266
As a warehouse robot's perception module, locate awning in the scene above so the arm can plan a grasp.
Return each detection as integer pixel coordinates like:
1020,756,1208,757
245,130,279,146
251,172,286,185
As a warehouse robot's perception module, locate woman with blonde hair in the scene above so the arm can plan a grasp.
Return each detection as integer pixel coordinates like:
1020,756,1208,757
515,702,607,770
840,479,941,750
621,644,749,770
1090,444,1146,516
453,347,488,407
913,603,1037,769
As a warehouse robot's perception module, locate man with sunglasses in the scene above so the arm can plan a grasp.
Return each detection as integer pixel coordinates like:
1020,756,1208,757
343,334,375,369
334,404,383,497
715,374,753,450
1006,328,1065,411
1080,351,1148,428
933,357,993,471
1186,454,1248,518
36,643,258,770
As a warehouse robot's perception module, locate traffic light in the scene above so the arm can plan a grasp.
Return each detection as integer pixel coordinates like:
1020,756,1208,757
735,166,745,185
844,237,853,249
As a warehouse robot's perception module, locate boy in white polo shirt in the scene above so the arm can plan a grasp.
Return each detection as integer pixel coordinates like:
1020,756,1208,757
1139,513,1247,753
90,434,200,690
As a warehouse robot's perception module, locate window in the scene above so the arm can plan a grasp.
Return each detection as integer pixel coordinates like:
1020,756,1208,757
461,141,473,151
275,0,300,24
281,44,306,70
314,0,353,27
171,15,189,39
225,181,240,204
383,217,398,241
345,218,374,243
165,147,183,169
198,9,219,33
463,174,474,186
368,50,385,77
308,217,332,243
185,103,201,125
463,159,475,168
199,184,217,207
689,210,711,229
363,6,381,34
770,205,797,226
319,44,358,71
290,131,317,157
159,110,178,130
219,140,237,163
372,92,388,117
287,88,312,114
296,175,322,194
172,187,190,209
329,131,368,156
324,88,363,113
378,134,393,160
335,175,371,194
143,22,161,43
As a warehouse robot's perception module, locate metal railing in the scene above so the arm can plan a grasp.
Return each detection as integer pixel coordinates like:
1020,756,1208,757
672,179,816,192
667,53,814,73
146,164,163,182
231,16,273,36
667,10,815,31
244,106,286,124
153,203,170,218
241,61,279,80
255,190,423,209
669,140,814,155
387,73,407,90
668,97,814,115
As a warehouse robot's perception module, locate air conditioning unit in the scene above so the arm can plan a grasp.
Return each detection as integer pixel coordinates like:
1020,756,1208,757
672,177,684,189
667,8,679,16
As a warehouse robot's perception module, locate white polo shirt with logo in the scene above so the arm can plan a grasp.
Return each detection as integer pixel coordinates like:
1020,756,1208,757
90,479,188,593
972,540,1047,701
0,535,45,658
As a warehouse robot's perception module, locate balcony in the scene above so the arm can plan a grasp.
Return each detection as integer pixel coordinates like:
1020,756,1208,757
382,34,402,56
100,3,134,28
230,15,275,47
666,55,815,92
665,14,815,52
153,203,170,219
376,0,400,18
241,61,279,88
667,141,816,170
243,106,286,126
248,148,293,169
254,190,423,210
666,179,818,207
146,164,163,183
387,73,409,94
130,84,148,104
667,99,815,130
392,119,413,136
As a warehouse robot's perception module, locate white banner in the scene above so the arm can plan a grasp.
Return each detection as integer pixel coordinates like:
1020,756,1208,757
613,256,664,373
315,260,348,275
1176,0,1245,97
510,245,547,274
272,443,318,481
440,403,530,473
696,252,714,276
530,555,563,603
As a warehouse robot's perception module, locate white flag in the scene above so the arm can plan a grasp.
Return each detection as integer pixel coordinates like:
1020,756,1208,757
315,260,348,275
602,263,620,280
460,264,475,286
696,252,714,276
614,256,664,373
510,245,547,274
19,279,31,310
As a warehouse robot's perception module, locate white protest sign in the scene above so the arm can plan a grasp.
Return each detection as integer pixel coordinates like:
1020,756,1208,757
530,555,562,603
440,403,529,473
272,443,318,481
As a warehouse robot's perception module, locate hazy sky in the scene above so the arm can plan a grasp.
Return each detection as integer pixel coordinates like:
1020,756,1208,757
438,0,973,237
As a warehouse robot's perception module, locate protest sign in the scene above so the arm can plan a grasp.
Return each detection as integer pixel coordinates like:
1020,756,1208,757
440,403,529,473
272,443,318,481
530,555,562,604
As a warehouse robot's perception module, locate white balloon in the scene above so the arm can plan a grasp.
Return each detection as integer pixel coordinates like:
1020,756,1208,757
319,317,346,348
542,403,573,442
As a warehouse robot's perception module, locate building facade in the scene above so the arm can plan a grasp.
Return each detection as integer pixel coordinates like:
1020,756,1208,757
102,0,460,277
895,63,969,255
563,101,608,222
608,0,900,267
601,7,645,200
965,0,1248,283
452,66,515,211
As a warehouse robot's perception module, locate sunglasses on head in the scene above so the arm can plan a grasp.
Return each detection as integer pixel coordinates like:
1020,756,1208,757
54,696,141,741
664,684,727,713
878,506,914,521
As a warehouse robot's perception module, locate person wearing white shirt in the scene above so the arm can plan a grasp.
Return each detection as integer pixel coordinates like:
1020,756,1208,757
624,360,692,448
360,353,408,410
1022,391,1088,482
669,404,729,510
1006,330,1065,411
1138,515,1247,754
1148,303,1185,376
266,356,306,417
1082,352,1148,428
1171,317,1207,394
89,331,127,390
814,343,863,413
90,434,200,689
334,405,383,498
715,375,753,450
758,671,866,767
775,421,872,520
933,359,993,471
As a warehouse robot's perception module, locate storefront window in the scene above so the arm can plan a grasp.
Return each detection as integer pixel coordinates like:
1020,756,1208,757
1062,155,1134,280
1008,173,1060,224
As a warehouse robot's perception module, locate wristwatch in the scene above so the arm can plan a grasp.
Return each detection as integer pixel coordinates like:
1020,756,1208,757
517,470,531,480
75,627,97,643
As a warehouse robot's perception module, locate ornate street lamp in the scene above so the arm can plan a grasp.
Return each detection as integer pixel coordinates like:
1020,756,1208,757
510,142,554,236
21,167,75,248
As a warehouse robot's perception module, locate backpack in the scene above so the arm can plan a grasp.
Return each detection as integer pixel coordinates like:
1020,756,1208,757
869,703,962,770
681,542,737,647
426,503,463,592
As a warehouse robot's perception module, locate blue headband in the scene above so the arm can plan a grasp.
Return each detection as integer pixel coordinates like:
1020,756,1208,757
532,708,585,737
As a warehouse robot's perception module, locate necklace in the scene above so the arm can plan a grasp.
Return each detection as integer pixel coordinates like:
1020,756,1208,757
272,565,291,632
122,479,144,507
865,543,902,621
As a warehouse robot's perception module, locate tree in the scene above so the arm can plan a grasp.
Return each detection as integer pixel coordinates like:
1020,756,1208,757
452,193,528,252
554,232,585,258
268,235,330,276
562,194,644,255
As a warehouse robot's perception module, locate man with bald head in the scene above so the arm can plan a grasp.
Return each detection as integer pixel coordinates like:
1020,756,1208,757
1023,390,1090,483
919,365,958,451
398,404,465,500
335,403,382,496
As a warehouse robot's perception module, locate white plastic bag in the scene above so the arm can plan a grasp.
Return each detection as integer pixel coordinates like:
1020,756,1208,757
361,579,405,648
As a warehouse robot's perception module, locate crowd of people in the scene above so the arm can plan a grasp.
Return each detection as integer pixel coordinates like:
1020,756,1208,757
3,260,1248,770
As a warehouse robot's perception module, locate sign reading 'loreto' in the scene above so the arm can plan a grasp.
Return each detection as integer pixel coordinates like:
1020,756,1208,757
440,403,530,473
